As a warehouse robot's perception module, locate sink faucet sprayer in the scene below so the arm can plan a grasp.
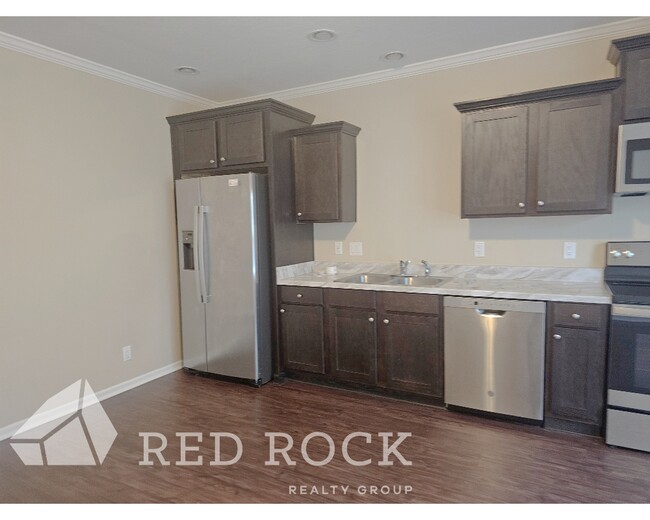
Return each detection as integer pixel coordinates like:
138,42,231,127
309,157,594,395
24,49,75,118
399,260,411,276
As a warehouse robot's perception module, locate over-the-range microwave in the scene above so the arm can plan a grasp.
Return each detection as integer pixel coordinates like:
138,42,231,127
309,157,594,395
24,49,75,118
616,121,650,196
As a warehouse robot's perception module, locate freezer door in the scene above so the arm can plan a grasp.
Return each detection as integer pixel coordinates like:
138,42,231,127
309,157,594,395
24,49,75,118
175,178,208,371
200,173,271,381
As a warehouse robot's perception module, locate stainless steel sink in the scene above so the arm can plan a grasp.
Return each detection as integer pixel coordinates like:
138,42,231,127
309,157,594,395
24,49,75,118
388,276,449,287
333,273,448,287
334,273,394,284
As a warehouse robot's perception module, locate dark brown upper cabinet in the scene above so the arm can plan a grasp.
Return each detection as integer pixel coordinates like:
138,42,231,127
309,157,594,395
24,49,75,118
217,112,265,167
609,33,650,122
175,112,264,174
288,121,361,223
167,99,315,180
177,120,218,172
455,79,622,218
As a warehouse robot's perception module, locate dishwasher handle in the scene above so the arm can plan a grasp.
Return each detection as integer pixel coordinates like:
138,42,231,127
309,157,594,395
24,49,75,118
476,308,507,318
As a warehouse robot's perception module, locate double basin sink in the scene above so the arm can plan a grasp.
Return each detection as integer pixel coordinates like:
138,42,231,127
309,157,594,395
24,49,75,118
334,273,449,288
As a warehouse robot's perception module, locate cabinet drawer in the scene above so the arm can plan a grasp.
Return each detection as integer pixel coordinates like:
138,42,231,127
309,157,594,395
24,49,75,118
551,302,608,330
378,292,441,315
279,286,323,305
324,288,376,309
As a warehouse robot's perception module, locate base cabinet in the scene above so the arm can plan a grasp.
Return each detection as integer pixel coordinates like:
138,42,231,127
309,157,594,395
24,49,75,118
325,289,377,384
377,292,443,398
279,286,443,400
278,287,325,374
545,303,609,435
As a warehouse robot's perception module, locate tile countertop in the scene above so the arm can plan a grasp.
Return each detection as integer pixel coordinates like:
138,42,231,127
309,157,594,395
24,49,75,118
276,261,612,305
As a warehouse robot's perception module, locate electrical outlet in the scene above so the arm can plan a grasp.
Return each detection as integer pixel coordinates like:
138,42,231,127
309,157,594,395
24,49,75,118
122,345,132,362
349,242,363,256
564,242,577,260
334,241,343,255
474,241,485,258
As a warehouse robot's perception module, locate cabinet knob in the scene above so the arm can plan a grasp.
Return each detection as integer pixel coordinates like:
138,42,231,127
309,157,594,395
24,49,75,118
296,293,303,299
553,334,562,340
209,159,216,164
537,200,545,207
571,313,581,320
383,319,390,325
279,309,285,313
297,212,303,217
368,317,375,323
517,202,525,208
219,157,226,162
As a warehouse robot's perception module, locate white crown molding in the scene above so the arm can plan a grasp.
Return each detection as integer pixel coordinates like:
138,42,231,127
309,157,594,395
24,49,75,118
0,30,216,109
0,361,183,441
1,18,649,108
226,17,650,105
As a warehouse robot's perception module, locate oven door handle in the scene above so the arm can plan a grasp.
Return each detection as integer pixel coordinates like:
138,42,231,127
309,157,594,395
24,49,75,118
612,304,650,319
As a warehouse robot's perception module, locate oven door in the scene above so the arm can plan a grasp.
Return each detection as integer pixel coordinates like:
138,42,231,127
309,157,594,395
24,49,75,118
609,305,650,402
616,123,650,195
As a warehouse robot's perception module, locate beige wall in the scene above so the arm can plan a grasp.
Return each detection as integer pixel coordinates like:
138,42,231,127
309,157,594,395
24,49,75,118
0,47,197,428
287,37,650,268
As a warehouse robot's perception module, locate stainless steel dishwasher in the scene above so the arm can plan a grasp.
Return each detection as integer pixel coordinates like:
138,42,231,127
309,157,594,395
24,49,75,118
444,296,546,421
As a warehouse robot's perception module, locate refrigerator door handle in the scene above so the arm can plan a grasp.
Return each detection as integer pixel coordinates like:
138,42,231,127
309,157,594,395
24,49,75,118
193,206,203,304
197,205,211,304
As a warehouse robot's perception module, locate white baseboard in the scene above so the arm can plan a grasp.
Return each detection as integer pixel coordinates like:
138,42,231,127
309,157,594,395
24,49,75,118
0,361,183,442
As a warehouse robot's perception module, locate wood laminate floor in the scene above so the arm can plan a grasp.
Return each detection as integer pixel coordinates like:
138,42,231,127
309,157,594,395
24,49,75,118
1,370,649,503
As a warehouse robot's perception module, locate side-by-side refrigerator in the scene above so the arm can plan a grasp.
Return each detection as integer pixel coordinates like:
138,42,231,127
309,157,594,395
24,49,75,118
175,172,272,386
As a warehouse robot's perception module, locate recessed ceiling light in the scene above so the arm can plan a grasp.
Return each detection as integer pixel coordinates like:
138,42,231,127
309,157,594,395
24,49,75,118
381,51,406,62
308,29,337,42
176,66,200,75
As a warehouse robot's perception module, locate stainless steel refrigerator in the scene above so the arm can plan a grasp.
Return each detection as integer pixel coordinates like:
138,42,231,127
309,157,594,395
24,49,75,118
174,172,272,385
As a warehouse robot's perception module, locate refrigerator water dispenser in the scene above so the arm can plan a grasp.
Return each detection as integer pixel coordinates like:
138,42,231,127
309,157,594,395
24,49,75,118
182,231,194,270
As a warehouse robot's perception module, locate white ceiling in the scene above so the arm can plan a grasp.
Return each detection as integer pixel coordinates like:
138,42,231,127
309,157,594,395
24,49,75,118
0,16,641,104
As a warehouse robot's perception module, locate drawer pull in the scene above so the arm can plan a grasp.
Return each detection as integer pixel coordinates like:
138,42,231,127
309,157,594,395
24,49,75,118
368,317,375,323
553,334,562,340
383,319,390,325
571,313,581,320
296,293,303,299
280,309,285,314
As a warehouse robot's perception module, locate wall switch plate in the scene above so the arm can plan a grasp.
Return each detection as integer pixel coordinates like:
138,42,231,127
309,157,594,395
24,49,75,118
474,241,485,257
349,242,363,256
122,345,132,362
564,242,577,260
334,241,343,255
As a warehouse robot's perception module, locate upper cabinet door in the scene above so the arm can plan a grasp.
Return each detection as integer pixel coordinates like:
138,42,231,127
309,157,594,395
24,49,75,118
534,93,612,214
178,120,218,172
461,106,529,217
293,131,341,222
624,47,650,121
217,112,265,167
